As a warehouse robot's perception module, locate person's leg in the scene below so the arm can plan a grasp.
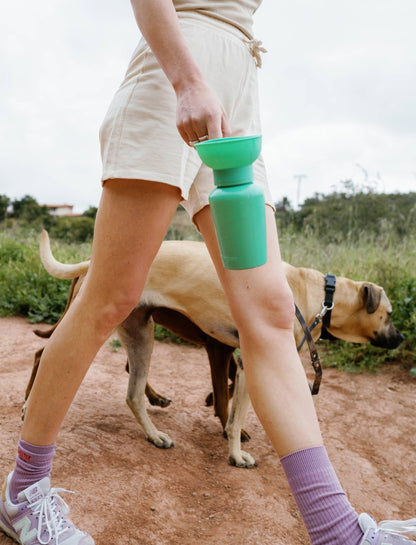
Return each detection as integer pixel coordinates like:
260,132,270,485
21,179,181,447
196,205,321,454
1,180,181,545
195,205,364,545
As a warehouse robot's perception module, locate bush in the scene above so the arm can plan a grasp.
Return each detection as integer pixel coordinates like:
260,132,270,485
280,187,416,244
0,230,90,323
49,216,95,244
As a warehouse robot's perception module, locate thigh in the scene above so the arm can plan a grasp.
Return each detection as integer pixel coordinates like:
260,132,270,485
195,205,294,331
82,179,182,307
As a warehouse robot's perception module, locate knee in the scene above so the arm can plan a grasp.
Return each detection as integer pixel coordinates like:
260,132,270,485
235,282,296,338
261,284,296,331
85,290,140,339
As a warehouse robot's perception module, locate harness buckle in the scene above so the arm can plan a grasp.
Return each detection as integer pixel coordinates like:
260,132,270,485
317,300,335,320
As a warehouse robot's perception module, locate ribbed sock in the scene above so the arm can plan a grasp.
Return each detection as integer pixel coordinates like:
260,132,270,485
9,438,56,504
280,446,364,545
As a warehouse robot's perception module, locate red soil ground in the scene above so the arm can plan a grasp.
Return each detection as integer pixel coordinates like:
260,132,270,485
1,317,415,545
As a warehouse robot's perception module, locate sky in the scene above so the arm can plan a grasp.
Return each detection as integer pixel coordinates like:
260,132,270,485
1,1,415,213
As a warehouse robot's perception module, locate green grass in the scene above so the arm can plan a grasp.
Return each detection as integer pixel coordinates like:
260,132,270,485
1,224,415,372
0,229,91,323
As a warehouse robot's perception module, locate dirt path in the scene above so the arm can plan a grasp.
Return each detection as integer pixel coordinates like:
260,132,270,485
1,317,415,545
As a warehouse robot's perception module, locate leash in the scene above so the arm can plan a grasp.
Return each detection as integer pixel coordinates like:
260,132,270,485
294,274,337,396
295,304,322,395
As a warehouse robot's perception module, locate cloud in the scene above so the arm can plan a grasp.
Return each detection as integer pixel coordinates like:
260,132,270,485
256,0,416,205
263,121,416,206
0,0,415,213
0,1,137,211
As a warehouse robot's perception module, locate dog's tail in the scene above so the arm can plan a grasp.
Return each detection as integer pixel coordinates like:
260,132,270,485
40,230,90,279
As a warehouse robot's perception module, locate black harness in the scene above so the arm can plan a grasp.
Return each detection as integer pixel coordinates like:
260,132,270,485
321,273,337,338
295,273,337,396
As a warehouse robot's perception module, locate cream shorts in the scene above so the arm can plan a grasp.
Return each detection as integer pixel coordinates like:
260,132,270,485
99,12,274,219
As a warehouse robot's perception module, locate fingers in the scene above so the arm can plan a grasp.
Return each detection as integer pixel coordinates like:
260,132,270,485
205,111,225,141
175,82,231,146
185,111,230,146
180,112,225,146
221,113,232,139
188,117,214,145
189,135,209,146
176,117,206,146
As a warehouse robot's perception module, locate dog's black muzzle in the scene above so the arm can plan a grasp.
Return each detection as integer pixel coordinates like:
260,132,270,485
370,329,405,349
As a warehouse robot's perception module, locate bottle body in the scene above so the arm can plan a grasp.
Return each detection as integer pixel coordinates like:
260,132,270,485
194,135,267,270
209,181,267,270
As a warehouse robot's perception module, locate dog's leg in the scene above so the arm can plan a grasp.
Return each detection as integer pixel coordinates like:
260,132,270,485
25,277,83,419
118,308,174,449
145,382,172,408
22,348,44,420
205,353,250,443
205,337,234,431
125,360,172,407
205,354,236,406
225,359,256,468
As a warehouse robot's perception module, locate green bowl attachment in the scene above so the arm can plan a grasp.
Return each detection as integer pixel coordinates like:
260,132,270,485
195,135,262,187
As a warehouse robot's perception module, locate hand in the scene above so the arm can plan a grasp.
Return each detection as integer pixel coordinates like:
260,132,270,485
175,80,231,146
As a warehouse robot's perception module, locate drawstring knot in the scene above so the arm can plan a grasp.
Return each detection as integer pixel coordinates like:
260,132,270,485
243,38,267,68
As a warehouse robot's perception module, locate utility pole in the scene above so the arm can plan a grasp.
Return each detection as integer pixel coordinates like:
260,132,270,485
294,174,307,209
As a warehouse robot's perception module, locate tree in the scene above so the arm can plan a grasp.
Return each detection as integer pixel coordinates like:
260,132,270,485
275,197,296,231
83,206,98,220
11,195,51,225
284,189,416,242
0,194,10,221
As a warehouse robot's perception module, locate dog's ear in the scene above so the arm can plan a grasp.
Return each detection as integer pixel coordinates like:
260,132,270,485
361,283,382,314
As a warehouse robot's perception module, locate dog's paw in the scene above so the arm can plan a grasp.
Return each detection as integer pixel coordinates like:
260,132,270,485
146,431,174,449
149,396,172,408
228,451,257,469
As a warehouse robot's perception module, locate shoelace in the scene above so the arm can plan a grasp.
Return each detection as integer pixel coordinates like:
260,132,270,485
378,519,416,541
31,487,74,545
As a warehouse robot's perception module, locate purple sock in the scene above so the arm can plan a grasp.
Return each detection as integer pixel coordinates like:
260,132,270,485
280,446,363,545
9,439,56,504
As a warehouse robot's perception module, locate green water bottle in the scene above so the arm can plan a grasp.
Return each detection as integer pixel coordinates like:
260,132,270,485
195,135,267,270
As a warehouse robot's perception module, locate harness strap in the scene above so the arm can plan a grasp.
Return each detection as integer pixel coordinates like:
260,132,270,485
295,304,322,395
296,272,337,350
322,273,336,332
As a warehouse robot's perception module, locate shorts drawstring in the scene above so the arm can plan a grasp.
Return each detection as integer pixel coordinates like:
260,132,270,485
243,38,267,68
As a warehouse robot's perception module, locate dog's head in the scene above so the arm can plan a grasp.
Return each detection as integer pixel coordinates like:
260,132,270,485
328,282,404,349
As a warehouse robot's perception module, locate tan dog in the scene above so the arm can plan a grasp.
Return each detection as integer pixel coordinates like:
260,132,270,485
26,231,403,468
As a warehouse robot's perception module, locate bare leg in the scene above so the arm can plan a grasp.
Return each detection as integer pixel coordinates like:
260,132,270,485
195,205,369,545
22,180,181,446
195,205,322,457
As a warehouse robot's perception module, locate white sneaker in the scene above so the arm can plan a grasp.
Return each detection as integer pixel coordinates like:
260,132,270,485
0,473,94,545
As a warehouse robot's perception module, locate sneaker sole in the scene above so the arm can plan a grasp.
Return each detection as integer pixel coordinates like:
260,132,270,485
0,514,21,544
